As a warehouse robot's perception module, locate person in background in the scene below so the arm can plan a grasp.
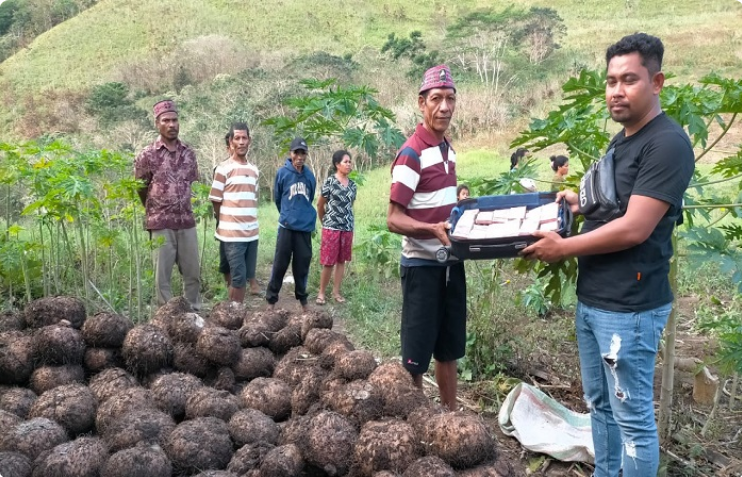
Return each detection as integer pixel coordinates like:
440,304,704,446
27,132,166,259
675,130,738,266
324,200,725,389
518,178,538,193
387,64,465,412
266,137,317,312
510,147,529,171
316,150,357,305
550,155,569,192
456,184,470,201
210,122,261,303
522,33,694,477
134,99,201,311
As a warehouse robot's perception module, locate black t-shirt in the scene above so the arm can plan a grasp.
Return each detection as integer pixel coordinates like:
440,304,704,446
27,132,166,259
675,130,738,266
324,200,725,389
577,113,694,312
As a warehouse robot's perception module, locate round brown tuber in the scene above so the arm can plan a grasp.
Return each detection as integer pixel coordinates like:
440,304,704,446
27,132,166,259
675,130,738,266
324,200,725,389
122,325,173,377
209,301,246,330
0,331,34,384
401,456,455,477
273,346,319,388
301,411,357,476
101,443,172,477
33,323,85,365
0,451,31,477
24,296,86,329
240,377,292,421
227,442,274,476
0,386,37,418
185,386,240,421
228,408,280,447
352,419,421,476
232,346,276,381
335,349,377,380
259,444,304,477
149,371,202,420
32,436,107,477
95,386,155,433
30,364,85,395
196,326,241,366
81,312,133,348
102,408,175,453
0,417,69,461
163,417,233,474
29,383,97,436
88,367,139,403
420,411,497,469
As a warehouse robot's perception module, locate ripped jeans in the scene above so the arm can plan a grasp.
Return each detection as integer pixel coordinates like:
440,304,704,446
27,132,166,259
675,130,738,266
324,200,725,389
576,300,671,477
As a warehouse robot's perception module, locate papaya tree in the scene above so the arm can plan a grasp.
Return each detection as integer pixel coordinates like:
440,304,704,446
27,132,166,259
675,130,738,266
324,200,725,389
262,78,405,178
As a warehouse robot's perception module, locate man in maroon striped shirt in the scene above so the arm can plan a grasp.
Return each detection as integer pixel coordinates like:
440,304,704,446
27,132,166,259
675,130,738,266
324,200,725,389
387,64,466,411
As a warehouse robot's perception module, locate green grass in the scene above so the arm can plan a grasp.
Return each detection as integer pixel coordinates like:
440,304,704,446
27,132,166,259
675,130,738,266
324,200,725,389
0,0,497,92
1,0,739,94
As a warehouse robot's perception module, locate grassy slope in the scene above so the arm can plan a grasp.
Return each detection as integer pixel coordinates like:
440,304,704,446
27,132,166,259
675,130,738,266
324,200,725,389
1,0,740,93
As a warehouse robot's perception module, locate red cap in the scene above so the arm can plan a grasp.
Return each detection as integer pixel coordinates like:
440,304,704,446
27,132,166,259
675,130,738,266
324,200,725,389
419,64,456,94
153,99,177,118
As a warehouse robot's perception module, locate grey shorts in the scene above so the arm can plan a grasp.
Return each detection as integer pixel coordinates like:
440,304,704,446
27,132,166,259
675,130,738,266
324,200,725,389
224,240,259,288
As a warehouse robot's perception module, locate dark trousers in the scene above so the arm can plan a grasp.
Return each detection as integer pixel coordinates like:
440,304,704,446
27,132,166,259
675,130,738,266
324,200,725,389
266,227,312,305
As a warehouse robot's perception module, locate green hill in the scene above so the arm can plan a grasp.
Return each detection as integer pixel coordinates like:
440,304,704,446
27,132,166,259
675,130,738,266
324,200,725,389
2,0,740,93
0,0,740,144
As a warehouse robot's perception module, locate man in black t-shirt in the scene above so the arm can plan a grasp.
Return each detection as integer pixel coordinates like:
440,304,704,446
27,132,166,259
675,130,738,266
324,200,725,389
523,33,694,477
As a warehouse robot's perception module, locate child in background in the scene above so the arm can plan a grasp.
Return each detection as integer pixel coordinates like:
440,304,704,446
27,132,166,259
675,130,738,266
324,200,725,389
457,184,470,201
510,148,529,171
550,155,569,192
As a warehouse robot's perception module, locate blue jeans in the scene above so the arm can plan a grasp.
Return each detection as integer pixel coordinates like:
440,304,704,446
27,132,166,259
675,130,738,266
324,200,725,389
576,300,671,477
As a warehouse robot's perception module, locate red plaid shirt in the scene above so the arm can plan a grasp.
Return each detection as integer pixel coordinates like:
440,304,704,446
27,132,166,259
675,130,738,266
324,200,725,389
134,137,199,230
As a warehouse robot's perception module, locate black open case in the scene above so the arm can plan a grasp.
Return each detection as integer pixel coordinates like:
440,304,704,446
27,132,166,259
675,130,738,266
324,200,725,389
437,192,573,262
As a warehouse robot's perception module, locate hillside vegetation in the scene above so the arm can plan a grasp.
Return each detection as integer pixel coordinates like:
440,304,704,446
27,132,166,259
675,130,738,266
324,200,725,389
1,0,740,93
0,0,737,207
0,0,738,186
1,0,740,108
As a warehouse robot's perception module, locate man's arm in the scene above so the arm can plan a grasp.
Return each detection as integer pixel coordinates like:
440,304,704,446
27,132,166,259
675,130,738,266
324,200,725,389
317,195,327,224
387,201,451,247
133,152,150,207
137,187,148,207
273,172,282,213
211,201,221,223
521,194,670,263
208,166,226,223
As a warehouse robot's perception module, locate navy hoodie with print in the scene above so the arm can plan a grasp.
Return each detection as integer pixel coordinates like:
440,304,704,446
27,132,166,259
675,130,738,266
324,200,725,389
274,158,317,232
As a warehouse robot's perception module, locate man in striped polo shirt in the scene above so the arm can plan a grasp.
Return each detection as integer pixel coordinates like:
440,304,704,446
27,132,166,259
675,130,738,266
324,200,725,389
387,64,465,411
209,122,261,303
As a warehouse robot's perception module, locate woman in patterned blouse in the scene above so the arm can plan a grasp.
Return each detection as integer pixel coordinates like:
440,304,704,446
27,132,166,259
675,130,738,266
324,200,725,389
316,150,357,305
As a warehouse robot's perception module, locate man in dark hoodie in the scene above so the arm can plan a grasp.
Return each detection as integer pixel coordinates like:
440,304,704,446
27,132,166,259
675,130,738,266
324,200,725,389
266,137,317,312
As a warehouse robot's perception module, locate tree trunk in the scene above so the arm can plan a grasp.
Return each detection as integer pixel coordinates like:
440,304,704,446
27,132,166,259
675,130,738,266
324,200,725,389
730,372,739,411
39,221,48,296
132,211,143,321
76,220,90,302
658,232,679,441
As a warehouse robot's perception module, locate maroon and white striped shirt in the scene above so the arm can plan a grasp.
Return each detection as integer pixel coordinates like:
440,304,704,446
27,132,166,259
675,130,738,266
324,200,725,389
209,158,259,242
390,123,457,265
